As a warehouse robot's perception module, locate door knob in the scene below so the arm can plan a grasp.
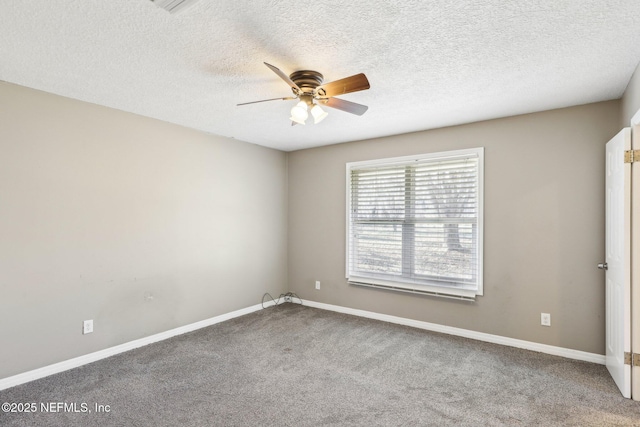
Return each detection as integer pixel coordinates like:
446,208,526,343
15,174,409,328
597,263,608,270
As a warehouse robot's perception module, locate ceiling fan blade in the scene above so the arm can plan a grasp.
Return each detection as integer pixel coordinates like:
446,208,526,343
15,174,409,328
321,97,368,116
237,97,296,106
264,62,301,92
315,73,370,98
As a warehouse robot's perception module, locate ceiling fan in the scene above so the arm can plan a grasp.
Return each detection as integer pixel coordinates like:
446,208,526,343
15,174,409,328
237,63,370,125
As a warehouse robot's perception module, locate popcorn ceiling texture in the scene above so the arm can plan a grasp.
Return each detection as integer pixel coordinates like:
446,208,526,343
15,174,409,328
1,0,640,151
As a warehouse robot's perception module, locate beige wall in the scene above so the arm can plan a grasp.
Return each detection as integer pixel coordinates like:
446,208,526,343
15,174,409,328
0,76,630,381
288,101,620,355
0,82,288,379
622,61,640,126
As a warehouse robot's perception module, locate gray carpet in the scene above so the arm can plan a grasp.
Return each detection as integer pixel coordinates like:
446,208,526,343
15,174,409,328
1,303,639,426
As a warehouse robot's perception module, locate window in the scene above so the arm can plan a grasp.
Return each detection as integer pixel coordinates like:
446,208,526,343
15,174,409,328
346,148,483,300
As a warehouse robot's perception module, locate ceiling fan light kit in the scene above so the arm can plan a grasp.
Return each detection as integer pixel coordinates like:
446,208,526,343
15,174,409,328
238,62,370,126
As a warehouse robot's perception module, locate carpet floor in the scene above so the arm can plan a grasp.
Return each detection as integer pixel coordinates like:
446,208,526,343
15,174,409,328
1,303,639,426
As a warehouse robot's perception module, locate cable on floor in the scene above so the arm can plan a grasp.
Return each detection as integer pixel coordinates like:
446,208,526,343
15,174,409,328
262,292,303,309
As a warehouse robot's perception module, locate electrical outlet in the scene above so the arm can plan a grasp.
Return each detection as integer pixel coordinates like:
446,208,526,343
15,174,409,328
83,319,93,334
541,313,551,327
315,281,321,290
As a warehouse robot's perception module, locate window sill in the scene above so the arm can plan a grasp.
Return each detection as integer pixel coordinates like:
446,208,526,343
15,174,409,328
347,276,479,301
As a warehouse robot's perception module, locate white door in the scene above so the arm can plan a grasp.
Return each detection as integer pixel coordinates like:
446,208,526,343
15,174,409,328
632,119,640,402
605,128,631,398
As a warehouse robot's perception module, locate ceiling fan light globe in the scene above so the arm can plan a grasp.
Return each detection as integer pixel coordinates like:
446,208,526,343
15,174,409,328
289,116,306,125
311,105,328,124
290,103,309,122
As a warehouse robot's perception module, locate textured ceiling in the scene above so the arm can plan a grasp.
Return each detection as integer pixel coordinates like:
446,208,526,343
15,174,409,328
2,1,640,151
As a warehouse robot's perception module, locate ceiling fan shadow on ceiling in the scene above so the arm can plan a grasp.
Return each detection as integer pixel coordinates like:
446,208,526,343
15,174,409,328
237,63,370,126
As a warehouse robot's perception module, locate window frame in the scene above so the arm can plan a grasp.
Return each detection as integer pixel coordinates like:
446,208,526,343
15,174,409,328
345,148,484,300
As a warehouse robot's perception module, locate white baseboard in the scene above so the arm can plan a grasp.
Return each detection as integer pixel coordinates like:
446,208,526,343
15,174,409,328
302,300,606,365
0,300,278,391
1,298,604,391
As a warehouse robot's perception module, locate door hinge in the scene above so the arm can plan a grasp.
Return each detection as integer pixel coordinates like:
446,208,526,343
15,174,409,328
624,352,640,366
624,150,640,163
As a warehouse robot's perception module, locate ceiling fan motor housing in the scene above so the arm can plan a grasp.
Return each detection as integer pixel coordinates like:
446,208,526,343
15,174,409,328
289,70,324,95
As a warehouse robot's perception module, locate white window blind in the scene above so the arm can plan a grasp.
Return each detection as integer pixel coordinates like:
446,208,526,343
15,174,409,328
346,148,483,299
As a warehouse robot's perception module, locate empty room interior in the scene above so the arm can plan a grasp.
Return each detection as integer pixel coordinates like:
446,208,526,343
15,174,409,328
2,1,640,425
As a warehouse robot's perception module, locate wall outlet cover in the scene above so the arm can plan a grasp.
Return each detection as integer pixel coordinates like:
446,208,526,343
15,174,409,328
83,319,94,334
541,313,551,327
